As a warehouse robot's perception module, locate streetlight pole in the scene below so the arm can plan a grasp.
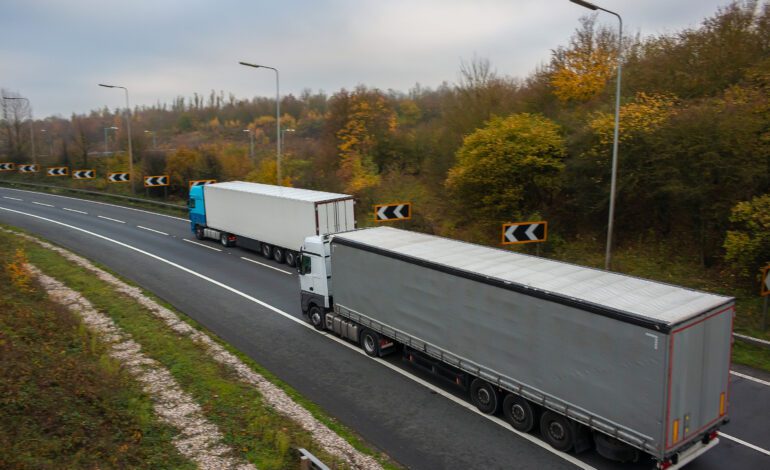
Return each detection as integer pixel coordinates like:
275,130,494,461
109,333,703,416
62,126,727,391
239,61,282,184
104,126,118,155
281,128,295,150
2,96,36,164
569,0,622,270
40,129,52,157
144,130,157,149
243,129,254,161
99,83,135,193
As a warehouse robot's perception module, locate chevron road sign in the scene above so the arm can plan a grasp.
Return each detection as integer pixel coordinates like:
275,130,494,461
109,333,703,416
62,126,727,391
374,202,411,222
189,179,217,188
0,162,14,171
144,175,169,187
501,221,548,245
762,266,770,297
18,164,40,173
47,166,69,177
72,169,96,179
108,172,130,183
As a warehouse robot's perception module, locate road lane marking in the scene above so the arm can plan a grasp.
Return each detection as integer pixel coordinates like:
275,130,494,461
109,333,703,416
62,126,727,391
241,257,293,275
32,201,53,207
731,370,770,387
183,239,222,251
0,204,603,470
62,207,88,214
2,196,22,201
0,187,187,221
138,225,169,236
98,215,126,224
720,432,770,457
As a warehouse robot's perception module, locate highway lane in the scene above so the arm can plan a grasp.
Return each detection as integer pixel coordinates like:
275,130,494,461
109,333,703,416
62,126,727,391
1,187,769,469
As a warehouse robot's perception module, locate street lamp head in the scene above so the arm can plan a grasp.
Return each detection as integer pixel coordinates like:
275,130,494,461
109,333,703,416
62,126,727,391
239,61,261,69
98,83,116,88
570,0,599,10
243,129,251,133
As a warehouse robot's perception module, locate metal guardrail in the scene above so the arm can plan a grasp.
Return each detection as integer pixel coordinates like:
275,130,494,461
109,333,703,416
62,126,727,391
734,333,770,350
298,448,331,470
0,180,187,211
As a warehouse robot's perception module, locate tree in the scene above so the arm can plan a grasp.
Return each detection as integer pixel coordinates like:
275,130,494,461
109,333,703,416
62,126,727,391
445,113,566,229
724,194,770,280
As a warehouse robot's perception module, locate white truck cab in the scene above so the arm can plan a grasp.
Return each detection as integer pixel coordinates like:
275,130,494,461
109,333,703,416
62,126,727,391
298,235,332,325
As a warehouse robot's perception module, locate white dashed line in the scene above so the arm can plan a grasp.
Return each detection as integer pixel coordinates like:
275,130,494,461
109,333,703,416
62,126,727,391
138,225,169,236
3,196,22,201
32,201,54,207
183,239,222,251
62,207,88,214
98,215,126,224
731,370,770,387
241,257,293,275
720,432,770,457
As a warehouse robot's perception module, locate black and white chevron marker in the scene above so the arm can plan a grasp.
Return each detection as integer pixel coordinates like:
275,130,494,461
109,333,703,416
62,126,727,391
72,169,95,179
502,221,548,245
189,179,217,188
144,175,169,187
46,166,69,176
375,202,411,222
0,162,14,171
108,172,130,183
18,164,39,173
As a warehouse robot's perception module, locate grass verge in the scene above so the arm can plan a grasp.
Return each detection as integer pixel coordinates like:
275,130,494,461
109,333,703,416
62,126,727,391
0,247,194,468
1,225,395,469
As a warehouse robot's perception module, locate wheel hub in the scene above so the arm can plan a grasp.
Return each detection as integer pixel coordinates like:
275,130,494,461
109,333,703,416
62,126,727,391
512,404,526,422
477,388,491,405
549,422,565,441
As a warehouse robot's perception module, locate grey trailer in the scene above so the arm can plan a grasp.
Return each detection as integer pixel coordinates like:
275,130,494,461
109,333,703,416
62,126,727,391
298,227,733,468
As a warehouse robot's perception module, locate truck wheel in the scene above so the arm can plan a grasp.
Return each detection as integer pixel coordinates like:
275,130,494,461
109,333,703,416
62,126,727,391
470,379,500,415
594,432,637,462
285,250,297,267
503,394,538,432
273,247,285,263
195,225,205,240
540,411,575,452
220,232,231,247
308,306,325,331
360,329,381,357
261,243,273,259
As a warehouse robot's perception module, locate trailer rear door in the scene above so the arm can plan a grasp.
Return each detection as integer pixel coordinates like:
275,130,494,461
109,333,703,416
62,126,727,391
316,199,355,235
665,305,733,454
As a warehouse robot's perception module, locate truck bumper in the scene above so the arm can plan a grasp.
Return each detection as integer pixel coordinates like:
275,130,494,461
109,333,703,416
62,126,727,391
662,437,719,470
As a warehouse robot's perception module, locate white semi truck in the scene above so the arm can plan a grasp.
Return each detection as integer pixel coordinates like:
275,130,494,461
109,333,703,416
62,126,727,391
188,181,355,266
298,226,734,468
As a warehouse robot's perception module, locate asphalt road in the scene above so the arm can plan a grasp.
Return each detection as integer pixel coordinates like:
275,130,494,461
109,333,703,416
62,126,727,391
1,186,769,470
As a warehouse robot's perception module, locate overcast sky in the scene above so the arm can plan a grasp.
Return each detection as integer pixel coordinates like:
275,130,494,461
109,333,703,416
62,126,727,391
0,0,735,118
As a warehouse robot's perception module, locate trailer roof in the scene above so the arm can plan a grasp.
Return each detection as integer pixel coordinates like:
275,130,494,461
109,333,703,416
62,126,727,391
333,227,733,329
208,181,352,203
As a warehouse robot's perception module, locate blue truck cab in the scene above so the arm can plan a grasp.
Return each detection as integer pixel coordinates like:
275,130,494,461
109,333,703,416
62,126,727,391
188,185,207,235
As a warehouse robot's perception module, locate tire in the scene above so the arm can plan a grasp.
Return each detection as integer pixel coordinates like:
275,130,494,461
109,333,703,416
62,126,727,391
308,305,325,331
285,250,297,267
273,246,285,263
220,232,231,247
594,432,637,462
503,394,538,432
195,225,205,240
360,329,380,357
261,243,273,258
470,379,500,415
540,411,575,452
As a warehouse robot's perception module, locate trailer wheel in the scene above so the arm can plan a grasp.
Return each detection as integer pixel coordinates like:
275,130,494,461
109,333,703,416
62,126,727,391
261,243,273,258
360,329,381,357
273,247,285,263
470,379,500,415
308,305,325,331
540,411,575,452
594,432,638,462
195,225,205,240
220,232,232,247
285,250,297,267
503,394,538,432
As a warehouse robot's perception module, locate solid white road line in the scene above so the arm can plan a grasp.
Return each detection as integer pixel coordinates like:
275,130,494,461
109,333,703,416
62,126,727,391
62,207,88,214
241,257,293,275
719,432,770,457
183,239,222,251
2,196,22,201
32,201,53,207
0,204,595,470
98,215,126,224
0,187,187,221
137,225,169,236
731,370,770,387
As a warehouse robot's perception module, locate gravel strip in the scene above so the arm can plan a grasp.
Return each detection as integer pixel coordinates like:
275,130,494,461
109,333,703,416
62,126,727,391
26,263,256,470
6,228,383,470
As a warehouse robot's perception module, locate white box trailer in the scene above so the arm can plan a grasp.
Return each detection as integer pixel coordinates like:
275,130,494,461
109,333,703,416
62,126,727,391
188,181,355,266
298,227,733,468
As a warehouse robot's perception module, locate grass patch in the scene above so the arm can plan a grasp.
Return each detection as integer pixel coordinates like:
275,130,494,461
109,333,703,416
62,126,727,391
2,226,396,470
0,240,193,468
732,341,770,372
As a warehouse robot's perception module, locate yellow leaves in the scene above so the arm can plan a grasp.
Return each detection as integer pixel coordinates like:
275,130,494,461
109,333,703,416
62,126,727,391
589,92,677,145
5,248,34,293
551,45,616,103
245,158,292,186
